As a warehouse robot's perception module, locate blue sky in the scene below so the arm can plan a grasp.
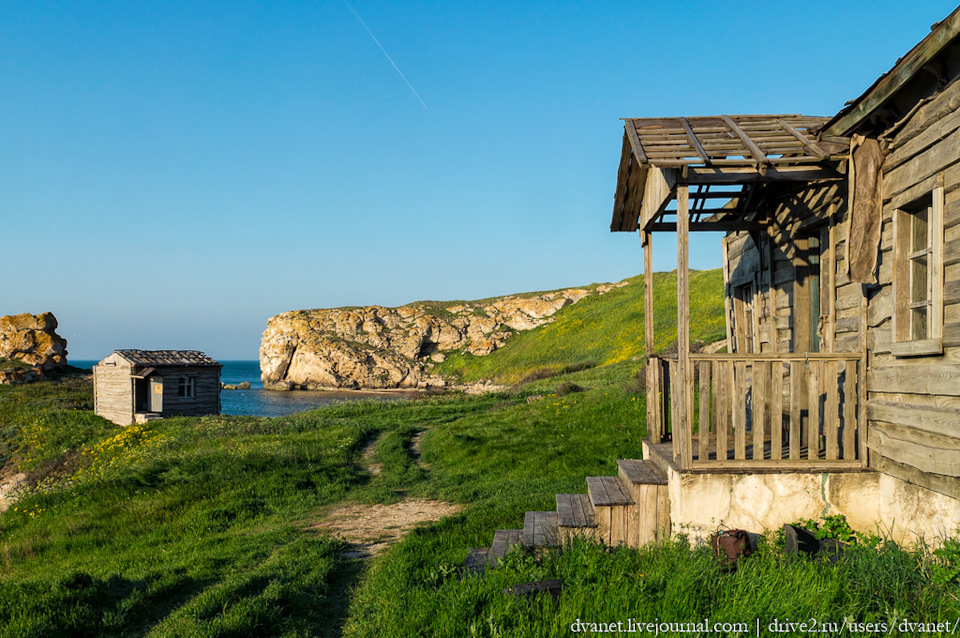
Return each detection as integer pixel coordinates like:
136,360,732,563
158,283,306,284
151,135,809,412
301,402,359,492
4,1,957,360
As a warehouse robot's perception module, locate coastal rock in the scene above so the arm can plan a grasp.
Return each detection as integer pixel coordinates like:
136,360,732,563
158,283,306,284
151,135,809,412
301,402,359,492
0,312,68,385
260,281,627,390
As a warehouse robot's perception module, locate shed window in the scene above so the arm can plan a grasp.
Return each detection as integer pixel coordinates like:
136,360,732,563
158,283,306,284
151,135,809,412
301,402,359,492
891,186,943,356
178,376,196,398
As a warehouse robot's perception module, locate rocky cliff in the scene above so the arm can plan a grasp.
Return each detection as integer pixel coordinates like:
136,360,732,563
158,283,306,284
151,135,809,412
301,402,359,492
260,282,628,390
0,312,69,384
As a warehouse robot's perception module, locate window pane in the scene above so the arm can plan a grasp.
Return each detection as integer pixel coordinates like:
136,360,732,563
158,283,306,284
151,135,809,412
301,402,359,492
911,205,929,252
912,306,928,341
911,255,928,304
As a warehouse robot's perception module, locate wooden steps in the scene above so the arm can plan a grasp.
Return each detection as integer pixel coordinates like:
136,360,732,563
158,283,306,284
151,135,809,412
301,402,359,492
463,457,673,573
586,475,634,545
463,547,489,575
490,529,522,567
522,511,558,547
617,459,671,545
555,494,597,544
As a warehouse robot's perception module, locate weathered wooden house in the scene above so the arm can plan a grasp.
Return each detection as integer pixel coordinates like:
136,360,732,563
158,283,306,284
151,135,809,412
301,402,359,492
93,350,222,426
605,8,960,545
466,9,960,565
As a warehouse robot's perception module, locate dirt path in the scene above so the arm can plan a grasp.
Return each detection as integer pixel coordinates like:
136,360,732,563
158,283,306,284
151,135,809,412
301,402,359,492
360,436,384,476
310,499,461,558
311,429,460,558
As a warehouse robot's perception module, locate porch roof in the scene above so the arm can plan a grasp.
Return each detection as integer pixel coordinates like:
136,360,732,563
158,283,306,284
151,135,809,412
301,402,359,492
610,114,849,233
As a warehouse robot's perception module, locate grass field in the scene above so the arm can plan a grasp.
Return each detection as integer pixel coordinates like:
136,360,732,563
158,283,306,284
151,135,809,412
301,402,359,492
1,270,958,636
434,269,726,385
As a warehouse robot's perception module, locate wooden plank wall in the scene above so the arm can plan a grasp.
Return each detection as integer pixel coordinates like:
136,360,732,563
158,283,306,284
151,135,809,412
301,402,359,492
93,359,135,426
157,365,221,417
863,77,960,499
726,181,848,359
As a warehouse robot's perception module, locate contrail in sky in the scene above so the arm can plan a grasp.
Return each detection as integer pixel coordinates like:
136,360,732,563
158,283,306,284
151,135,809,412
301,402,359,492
343,0,429,111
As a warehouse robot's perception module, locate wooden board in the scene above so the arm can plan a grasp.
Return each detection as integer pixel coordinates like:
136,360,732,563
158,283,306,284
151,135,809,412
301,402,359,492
866,398,960,439
586,476,634,506
868,364,960,396
490,529,522,566
555,494,597,527
617,458,668,486
843,361,858,460
868,421,960,477
771,361,783,461
522,511,559,548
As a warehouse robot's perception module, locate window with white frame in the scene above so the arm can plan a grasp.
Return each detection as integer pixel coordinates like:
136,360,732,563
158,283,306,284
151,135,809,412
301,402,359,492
178,376,196,399
891,185,943,356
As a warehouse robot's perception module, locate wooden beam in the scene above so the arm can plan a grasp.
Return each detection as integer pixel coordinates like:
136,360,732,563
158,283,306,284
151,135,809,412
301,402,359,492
689,191,746,199
722,237,733,359
649,221,767,232
677,185,692,469
679,117,710,164
778,119,827,159
687,353,861,361
624,119,649,164
682,165,843,186
644,232,654,357
721,115,768,165
688,459,863,473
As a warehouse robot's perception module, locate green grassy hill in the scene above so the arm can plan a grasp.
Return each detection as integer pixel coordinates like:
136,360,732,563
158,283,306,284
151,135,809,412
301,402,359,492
437,269,726,384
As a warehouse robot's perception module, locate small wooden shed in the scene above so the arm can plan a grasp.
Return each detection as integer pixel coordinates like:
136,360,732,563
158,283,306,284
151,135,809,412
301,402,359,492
93,350,222,426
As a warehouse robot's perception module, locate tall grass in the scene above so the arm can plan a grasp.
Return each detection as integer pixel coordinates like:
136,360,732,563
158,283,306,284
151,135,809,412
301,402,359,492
346,536,959,637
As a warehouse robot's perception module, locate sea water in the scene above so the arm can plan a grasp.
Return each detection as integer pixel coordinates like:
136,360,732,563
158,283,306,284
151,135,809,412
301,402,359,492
72,360,413,417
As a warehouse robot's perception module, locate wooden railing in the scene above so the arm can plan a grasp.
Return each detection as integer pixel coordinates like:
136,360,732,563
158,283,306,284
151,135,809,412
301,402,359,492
647,353,865,471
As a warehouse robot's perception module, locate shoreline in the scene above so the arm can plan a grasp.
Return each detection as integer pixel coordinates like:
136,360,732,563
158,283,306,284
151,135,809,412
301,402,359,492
259,383,510,396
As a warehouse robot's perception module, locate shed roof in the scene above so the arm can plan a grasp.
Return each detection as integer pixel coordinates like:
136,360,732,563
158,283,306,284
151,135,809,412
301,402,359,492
611,115,849,233
114,350,221,366
621,115,832,168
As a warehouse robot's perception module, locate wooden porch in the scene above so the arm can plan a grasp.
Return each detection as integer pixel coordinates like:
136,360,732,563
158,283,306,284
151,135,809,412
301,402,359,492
646,353,866,472
612,115,865,474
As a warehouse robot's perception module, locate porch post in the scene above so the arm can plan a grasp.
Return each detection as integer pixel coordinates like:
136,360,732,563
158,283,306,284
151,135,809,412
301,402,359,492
677,185,693,468
643,231,655,357
643,231,661,443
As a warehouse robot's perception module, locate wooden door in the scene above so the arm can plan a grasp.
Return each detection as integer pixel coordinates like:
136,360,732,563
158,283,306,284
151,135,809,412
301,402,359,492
148,377,163,413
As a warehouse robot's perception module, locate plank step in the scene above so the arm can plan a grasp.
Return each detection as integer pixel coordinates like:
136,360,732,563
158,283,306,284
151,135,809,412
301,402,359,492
586,476,635,507
555,494,596,528
522,511,559,547
617,459,668,486
462,547,489,575
642,440,675,476
490,529,523,566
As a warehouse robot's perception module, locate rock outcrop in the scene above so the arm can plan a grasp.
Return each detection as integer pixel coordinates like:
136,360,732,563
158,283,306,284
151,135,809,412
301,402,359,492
0,312,69,385
260,284,627,390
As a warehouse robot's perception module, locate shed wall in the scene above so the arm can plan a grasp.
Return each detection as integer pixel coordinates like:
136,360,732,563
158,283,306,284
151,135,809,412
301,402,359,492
93,354,135,426
153,365,221,417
